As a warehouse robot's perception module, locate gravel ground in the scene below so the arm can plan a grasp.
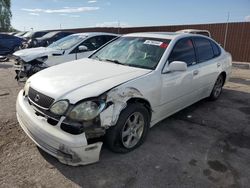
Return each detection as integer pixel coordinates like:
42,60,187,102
0,61,250,188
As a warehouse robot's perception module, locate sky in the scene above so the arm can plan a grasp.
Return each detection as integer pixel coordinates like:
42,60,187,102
11,0,250,31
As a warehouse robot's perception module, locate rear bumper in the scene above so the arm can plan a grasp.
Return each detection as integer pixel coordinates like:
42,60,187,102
16,90,102,166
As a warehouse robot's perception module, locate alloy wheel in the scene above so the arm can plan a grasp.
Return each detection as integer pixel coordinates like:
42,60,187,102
213,76,223,98
121,112,145,149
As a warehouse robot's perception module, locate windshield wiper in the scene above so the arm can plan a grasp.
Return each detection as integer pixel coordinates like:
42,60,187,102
104,58,124,65
94,55,104,62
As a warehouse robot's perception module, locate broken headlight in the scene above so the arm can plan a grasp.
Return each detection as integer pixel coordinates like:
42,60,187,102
69,101,105,121
50,100,69,115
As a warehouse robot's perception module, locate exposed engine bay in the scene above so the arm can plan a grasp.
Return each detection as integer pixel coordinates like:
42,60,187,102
14,56,48,82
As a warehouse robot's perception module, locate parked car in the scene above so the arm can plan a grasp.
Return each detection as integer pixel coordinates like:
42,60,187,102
13,32,119,81
0,33,25,56
16,32,232,166
22,31,49,40
22,31,49,48
29,31,75,48
176,29,211,37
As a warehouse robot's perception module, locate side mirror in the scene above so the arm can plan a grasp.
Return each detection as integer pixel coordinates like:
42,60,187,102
163,61,187,73
78,45,88,52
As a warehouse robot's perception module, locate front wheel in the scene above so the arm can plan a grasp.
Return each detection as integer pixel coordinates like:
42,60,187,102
105,103,150,153
209,74,224,100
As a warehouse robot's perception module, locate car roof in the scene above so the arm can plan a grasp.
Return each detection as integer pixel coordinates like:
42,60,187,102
177,29,210,33
124,32,188,40
123,31,215,41
71,32,120,37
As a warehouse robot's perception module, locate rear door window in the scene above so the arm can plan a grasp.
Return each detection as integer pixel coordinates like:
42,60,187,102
210,40,221,57
193,37,214,63
168,38,196,66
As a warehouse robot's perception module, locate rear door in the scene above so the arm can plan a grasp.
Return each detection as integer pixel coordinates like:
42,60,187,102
192,37,222,98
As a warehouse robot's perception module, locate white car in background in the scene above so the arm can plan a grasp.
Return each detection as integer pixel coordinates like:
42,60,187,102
16,32,232,166
176,29,211,37
13,32,119,81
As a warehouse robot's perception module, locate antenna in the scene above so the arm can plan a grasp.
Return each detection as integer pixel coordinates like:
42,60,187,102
118,20,120,34
223,12,230,49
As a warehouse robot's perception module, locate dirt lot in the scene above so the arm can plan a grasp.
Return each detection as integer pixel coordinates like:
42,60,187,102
0,61,250,188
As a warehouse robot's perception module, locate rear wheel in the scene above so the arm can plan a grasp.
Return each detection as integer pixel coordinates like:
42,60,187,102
209,74,224,100
105,103,150,153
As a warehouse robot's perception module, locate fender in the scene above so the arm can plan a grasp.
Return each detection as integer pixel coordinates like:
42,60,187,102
100,87,144,127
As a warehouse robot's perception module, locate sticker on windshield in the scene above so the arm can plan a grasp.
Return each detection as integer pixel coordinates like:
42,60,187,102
160,43,168,48
144,40,163,46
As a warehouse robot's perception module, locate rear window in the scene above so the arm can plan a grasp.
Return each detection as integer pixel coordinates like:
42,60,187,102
193,37,214,63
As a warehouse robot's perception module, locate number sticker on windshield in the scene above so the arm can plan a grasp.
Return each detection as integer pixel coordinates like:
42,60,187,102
144,40,163,46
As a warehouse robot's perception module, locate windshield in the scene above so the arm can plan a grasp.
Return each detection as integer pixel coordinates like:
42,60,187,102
91,37,170,70
40,31,58,39
15,32,26,37
23,31,33,38
48,34,85,50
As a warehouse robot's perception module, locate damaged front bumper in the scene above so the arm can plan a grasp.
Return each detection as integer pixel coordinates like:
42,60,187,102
13,56,48,82
13,57,28,82
16,90,103,166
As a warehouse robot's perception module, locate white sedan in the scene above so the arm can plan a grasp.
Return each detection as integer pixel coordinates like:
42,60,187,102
16,32,232,165
13,32,119,81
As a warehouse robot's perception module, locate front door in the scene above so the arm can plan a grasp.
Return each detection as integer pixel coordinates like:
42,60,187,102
159,38,201,119
76,35,108,60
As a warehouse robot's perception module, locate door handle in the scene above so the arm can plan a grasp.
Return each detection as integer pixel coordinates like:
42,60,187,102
193,70,199,76
217,63,221,67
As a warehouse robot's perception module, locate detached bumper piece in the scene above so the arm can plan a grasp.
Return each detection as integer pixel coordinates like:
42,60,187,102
16,90,103,166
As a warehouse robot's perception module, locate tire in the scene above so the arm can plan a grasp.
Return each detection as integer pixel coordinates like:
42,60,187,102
209,74,224,101
105,103,150,153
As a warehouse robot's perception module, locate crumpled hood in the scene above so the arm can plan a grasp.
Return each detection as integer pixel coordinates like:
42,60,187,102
29,58,151,103
13,47,63,62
